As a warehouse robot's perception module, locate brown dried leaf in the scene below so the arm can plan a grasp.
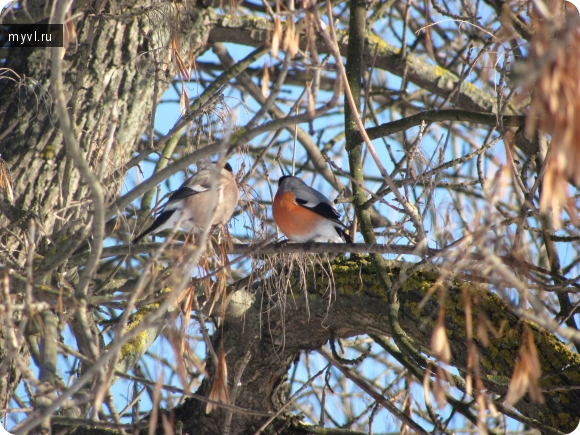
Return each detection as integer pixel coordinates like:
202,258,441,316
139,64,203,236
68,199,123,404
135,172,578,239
303,5,318,62
505,327,544,405
505,354,529,406
175,50,190,82
0,157,14,203
261,62,270,98
60,7,77,58
170,31,190,83
465,372,473,397
282,19,294,53
523,11,580,226
166,326,190,392
431,306,451,364
525,328,542,379
180,85,190,116
462,287,473,340
494,319,507,339
289,19,302,59
170,33,179,57
207,269,227,317
272,15,282,58
476,312,490,347
525,329,544,404
206,347,231,413
467,343,484,416
422,364,432,408
189,51,198,82
61,20,76,58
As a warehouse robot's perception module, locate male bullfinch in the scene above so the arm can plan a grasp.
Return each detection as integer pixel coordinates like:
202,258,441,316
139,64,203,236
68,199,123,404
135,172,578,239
133,162,239,243
272,175,353,243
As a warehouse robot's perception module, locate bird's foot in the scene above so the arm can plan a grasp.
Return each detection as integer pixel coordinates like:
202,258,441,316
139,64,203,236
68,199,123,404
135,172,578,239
273,238,290,249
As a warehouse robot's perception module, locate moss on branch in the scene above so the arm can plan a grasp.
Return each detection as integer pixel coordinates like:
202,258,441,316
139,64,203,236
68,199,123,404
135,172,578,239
322,257,580,433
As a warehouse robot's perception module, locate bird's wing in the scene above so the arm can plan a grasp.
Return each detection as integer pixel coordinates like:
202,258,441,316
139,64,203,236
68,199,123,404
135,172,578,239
164,170,214,209
132,209,176,243
165,185,205,204
290,182,349,228
133,168,218,243
294,198,341,222
293,196,351,240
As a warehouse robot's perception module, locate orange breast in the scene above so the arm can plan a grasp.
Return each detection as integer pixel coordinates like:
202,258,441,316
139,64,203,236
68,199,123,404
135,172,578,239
273,191,323,240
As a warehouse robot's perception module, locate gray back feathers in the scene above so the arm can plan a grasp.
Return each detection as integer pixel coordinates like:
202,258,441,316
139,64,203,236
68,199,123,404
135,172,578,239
278,176,334,207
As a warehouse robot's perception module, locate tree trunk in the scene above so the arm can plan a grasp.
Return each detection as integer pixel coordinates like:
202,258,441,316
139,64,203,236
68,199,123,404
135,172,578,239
0,0,212,418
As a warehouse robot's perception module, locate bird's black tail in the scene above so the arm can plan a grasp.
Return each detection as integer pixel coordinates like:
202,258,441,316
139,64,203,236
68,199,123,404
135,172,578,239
132,209,175,244
336,227,353,243
132,230,149,244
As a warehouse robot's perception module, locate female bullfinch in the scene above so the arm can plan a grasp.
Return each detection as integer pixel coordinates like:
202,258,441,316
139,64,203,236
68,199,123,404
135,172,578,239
133,163,239,243
272,175,352,243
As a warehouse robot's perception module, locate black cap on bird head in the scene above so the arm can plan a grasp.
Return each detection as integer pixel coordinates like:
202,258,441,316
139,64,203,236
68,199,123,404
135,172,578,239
211,161,233,173
278,175,292,186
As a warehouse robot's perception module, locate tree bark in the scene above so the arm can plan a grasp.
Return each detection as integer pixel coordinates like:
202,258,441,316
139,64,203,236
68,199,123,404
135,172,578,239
0,0,213,420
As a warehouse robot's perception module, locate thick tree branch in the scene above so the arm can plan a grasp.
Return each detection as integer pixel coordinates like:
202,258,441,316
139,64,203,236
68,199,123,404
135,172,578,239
207,15,510,115
362,110,525,142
